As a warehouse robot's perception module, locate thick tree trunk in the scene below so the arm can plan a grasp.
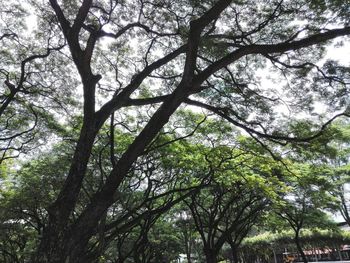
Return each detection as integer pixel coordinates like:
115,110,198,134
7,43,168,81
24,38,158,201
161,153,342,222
227,238,241,263
36,86,192,261
133,255,142,263
62,84,195,261
204,248,218,263
231,246,239,263
34,118,99,262
295,233,308,263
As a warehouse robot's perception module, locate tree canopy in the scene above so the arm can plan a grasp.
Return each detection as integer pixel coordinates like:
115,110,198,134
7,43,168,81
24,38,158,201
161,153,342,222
1,0,350,262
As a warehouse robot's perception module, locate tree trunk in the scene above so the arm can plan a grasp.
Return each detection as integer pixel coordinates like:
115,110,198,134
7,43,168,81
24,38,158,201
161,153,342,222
227,238,241,263
231,246,239,263
116,257,125,263
186,246,193,263
186,252,192,263
295,233,308,263
204,248,218,263
35,118,99,262
184,231,193,263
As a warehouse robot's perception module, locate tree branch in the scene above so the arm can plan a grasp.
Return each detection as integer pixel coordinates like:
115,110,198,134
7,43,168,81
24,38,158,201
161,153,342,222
185,98,349,144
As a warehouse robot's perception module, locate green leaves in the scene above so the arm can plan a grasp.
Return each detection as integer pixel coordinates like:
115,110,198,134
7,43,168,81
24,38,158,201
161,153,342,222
1,0,350,261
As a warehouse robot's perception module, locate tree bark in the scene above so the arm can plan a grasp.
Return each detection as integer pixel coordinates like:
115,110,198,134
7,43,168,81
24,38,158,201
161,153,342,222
204,248,218,263
185,238,193,263
34,119,99,262
295,232,308,263
231,245,239,263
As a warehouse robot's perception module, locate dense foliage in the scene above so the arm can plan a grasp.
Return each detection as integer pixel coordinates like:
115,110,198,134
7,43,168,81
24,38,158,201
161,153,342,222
1,0,350,262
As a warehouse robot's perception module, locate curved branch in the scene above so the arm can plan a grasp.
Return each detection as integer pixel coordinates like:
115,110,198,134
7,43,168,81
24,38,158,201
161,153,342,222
195,26,350,85
184,98,349,144
95,44,187,122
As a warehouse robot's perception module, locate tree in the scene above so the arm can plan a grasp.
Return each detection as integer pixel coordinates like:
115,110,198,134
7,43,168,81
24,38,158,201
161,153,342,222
1,0,350,262
240,228,350,263
174,208,201,263
0,1,77,163
183,144,284,263
323,121,350,226
274,163,337,263
102,212,182,263
0,143,71,262
0,113,212,262
289,120,350,228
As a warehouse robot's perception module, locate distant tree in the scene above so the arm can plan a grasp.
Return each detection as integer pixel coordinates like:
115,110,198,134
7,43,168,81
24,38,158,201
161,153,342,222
102,213,182,263
240,228,348,263
325,122,350,226
174,209,200,263
183,145,284,263
291,120,350,228
274,164,337,263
